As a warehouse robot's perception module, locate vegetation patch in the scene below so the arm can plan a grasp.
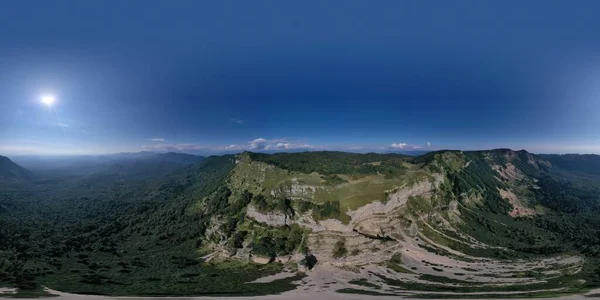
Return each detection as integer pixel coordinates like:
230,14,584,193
419,274,473,284
337,288,397,296
349,279,381,289
332,238,348,258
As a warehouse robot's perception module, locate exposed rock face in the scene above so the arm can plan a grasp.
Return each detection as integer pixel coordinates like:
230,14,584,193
251,255,272,264
204,216,225,242
492,163,523,181
246,173,444,237
490,155,541,218
498,188,535,217
246,205,320,230
246,205,289,226
235,152,585,296
347,174,443,237
246,205,352,233
286,179,319,200
245,172,445,263
317,219,351,233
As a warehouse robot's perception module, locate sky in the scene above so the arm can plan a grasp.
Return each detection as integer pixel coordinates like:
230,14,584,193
2,1,600,156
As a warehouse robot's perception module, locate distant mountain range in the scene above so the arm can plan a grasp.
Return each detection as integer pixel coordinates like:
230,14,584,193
5,152,205,179
103,152,205,178
539,153,600,177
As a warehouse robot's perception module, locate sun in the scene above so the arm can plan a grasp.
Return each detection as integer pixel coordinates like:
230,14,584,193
41,94,55,106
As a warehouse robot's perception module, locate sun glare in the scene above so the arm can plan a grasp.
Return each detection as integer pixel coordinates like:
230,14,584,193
41,94,55,106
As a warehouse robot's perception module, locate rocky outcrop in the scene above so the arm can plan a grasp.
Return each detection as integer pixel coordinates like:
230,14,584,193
251,255,272,264
245,205,289,227
245,205,351,233
347,173,443,237
498,188,535,217
285,179,320,200
246,173,444,237
492,163,523,181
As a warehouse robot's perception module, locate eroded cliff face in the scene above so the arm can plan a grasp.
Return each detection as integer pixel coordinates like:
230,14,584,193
208,152,583,295
233,154,468,259
347,173,443,237
245,173,444,235
237,158,452,266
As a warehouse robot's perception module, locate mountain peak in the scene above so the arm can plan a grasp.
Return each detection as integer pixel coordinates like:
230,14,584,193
0,155,33,180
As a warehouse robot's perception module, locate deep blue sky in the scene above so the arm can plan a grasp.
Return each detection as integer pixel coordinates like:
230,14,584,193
2,0,600,155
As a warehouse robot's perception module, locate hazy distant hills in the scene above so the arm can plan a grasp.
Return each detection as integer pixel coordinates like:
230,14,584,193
104,152,205,178
0,155,32,179
540,153,600,177
9,152,205,179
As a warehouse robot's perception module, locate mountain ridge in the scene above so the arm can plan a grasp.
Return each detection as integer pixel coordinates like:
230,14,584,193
0,155,33,180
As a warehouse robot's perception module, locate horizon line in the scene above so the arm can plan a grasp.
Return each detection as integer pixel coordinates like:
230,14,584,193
3,147,600,158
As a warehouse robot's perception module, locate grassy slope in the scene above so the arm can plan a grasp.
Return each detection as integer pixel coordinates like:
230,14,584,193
237,152,432,223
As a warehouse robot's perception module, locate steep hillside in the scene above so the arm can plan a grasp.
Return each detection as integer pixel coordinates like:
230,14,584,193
1,150,600,297
0,155,32,180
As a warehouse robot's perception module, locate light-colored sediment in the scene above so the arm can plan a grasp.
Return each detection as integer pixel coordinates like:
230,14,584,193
247,271,298,283
498,188,535,217
0,287,17,294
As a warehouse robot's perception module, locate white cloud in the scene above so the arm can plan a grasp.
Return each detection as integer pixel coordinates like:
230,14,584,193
141,138,314,154
250,138,268,149
141,143,205,152
225,138,312,151
267,142,288,150
390,142,407,149
388,142,432,151
266,142,311,150
223,144,247,151
230,118,244,124
150,138,165,142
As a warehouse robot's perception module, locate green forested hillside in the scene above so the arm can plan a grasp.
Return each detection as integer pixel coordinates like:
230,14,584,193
248,151,410,178
442,151,600,251
540,154,600,177
0,155,298,296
